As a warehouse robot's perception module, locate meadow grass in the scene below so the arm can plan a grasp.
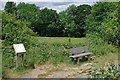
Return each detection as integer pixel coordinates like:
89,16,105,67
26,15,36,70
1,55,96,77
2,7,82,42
37,37,86,44
92,53,118,68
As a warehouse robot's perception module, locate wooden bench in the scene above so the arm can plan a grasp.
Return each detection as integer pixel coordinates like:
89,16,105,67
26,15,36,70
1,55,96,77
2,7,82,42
69,46,93,63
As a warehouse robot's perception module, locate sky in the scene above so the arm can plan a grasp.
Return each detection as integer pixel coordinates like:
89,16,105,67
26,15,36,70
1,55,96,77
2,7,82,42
1,0,100,2
0,0,119,13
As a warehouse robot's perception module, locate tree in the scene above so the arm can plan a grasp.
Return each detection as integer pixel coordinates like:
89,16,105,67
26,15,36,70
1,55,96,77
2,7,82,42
4,2,17,14
36,8,58,36
0,10,2,39
47,22,59,36
58,4,91,37
85,2,119,45
2,12,35,47
17,2,40,20
85,2,116,33
74,4,91,37
17,3,59,36
59,5,78,37
75,4,91,26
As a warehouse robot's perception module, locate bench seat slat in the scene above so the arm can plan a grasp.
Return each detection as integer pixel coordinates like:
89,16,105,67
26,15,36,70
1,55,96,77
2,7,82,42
69,46,88,50
70,50,85,54
69,52,93,58
70,46,88,54
70,47,84,51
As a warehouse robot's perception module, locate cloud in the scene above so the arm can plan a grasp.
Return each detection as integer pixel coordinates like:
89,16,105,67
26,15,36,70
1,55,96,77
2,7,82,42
1,0,119,2
0,1,94,13
39,2,94,13
1,0,100,2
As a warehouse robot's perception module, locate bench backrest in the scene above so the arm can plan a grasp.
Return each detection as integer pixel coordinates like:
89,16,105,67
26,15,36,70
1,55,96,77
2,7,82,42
69,46,88,54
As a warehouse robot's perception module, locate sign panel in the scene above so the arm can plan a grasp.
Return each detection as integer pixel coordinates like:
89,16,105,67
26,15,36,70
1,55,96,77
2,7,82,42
13,44,26,54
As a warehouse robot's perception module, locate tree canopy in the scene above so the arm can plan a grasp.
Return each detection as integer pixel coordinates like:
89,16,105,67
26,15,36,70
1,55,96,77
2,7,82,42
3,1,120,46
4,2,17,14
85,2,119,46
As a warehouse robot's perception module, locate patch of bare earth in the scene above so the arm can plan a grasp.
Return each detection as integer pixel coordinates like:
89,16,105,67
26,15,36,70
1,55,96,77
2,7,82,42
18,63,93,78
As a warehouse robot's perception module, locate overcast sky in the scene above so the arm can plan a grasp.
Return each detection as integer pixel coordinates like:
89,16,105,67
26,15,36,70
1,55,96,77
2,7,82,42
0,0,118,13
0,0,97,13
1,0,100,2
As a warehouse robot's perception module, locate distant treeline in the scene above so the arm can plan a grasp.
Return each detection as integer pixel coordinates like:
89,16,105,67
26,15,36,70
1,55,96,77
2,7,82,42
3,2,91,37
2,1,120,46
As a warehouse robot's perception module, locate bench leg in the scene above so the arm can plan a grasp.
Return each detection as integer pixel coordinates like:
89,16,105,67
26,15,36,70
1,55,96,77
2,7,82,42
22,54,24,66
72,58,74,61
83,56,85,60
76,57,79,63
87,55,90,61
72,54,74,61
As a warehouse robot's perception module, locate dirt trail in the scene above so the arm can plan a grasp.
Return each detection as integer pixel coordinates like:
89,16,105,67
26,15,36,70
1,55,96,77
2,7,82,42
18,63,93,78
17,53,118,78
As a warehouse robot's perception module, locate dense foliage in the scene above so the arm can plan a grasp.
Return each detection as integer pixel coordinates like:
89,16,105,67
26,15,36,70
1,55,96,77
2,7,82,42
88,63,120,79
58,4,91,37
0,10,1,44
85,2,119,46
4,2,17,14
4,2,92,37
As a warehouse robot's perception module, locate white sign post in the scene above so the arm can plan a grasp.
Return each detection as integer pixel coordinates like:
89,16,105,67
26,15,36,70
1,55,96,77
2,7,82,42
13,44,26,68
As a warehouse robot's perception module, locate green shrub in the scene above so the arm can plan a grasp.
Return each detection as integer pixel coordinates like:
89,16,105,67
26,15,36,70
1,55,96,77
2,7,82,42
2,12,36,78
87,63,120,79
86,33,118,55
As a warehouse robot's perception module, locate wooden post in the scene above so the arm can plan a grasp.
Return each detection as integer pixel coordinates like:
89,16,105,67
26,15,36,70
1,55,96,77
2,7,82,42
13,44,26,68
22,54,24,66
16,54,18,68
87,55,90,61
76,57,79,63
